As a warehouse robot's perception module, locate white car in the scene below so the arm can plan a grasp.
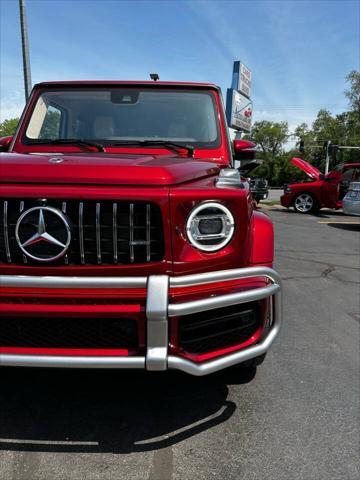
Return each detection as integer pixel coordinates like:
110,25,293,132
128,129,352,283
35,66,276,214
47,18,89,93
343,182,360,216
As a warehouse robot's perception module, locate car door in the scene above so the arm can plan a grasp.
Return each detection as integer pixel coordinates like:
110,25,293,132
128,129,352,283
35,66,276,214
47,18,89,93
323,165,357,207
320,165,341,207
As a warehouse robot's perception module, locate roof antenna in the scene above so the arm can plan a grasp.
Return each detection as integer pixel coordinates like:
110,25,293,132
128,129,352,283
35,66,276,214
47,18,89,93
150,73,159,81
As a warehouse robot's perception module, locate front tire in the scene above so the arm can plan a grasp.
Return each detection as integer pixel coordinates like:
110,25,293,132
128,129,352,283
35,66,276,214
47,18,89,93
293,193,317,214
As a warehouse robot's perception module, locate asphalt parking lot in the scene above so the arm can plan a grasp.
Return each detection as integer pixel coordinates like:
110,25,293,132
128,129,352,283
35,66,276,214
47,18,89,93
0,206,359,480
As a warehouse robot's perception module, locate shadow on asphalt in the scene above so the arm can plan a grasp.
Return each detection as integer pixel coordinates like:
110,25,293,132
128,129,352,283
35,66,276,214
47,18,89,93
327,223,360,232
0,366,255,453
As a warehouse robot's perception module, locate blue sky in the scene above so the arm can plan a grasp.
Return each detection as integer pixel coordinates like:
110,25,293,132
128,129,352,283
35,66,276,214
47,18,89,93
1,0,359,136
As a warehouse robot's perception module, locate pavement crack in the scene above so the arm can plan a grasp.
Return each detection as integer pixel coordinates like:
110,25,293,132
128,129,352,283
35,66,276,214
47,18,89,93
321,266,335,278
277,253,360,271
348,312,360,323
276,249,356,256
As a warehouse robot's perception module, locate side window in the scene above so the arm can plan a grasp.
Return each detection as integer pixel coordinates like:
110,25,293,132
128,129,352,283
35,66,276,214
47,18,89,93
26,97,63,140
352,168,360,181
341,168,354,181
38,105,62,139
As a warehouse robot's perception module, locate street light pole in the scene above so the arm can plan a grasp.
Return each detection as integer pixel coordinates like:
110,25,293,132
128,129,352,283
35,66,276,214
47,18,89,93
19,0,32,101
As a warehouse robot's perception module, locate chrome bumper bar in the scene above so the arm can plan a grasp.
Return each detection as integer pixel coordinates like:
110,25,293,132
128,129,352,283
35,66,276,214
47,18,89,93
0,266,282,375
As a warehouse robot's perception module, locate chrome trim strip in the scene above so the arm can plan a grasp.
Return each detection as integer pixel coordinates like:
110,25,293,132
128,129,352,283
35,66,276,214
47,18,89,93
113,202,118,264
146,275,169,370
168,284,280,317
96,202,101,264
129,203,134,263
0,275,147,289
146,203,151,262
170,266,281,288
79,202,85,264
0,355,145,369
3,201,11,263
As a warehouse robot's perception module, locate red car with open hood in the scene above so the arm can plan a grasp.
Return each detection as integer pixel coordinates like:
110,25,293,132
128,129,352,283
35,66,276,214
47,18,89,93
0,80,281,376
281,157,360,214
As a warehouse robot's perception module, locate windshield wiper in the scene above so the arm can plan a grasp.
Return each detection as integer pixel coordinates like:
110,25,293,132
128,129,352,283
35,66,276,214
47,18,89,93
27,139,105,152
109,140,194,157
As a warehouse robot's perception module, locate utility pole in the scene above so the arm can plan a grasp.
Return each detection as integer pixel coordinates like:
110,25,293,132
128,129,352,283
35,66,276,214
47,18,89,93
324,140,331,175
19,0,32,101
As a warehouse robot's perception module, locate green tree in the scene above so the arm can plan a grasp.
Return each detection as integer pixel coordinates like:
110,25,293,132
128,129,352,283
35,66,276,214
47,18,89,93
246,120,288,181
345,70,360,111
0,118,19,137
38,109,61,139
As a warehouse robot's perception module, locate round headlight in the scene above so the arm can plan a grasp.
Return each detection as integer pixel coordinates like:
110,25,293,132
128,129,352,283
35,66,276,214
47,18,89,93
186,202,235,252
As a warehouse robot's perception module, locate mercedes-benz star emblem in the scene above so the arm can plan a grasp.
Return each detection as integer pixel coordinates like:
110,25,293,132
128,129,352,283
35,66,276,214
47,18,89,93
15,206,71,262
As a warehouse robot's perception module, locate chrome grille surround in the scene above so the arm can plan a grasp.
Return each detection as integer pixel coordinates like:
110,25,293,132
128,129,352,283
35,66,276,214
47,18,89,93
0,199,164,266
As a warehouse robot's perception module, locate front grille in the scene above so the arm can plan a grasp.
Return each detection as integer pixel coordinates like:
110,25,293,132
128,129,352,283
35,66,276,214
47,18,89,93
250,179,267,189
0,199,164,265
179,302,261,354
0,316,138,350
256,180,267,188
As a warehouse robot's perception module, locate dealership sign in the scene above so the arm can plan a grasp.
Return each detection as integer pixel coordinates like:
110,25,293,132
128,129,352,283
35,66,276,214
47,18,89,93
231,61,252,98
226,61,253,132
226,89,253,132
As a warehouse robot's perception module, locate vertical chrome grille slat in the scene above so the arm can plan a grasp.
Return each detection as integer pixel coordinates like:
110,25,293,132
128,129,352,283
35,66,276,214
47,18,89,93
96,202,102,264
61,201,69,264
146,203,151,262
3,201,11,263
129,203,134,263
79,202,85,265
113,202,118,264
19,201,27,263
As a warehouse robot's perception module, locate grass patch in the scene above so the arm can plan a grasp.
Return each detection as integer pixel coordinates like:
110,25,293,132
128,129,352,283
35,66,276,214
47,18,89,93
259,200,281,206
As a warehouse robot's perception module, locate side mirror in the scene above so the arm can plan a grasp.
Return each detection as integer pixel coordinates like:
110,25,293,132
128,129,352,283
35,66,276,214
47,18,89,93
233,139,256,161
0,136,13,152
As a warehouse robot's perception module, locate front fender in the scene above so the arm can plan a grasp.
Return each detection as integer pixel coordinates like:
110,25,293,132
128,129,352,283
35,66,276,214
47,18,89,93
249,210,274,266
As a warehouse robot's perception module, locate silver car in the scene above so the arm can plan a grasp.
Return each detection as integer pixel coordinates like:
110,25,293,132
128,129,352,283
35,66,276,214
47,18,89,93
343,182,360,216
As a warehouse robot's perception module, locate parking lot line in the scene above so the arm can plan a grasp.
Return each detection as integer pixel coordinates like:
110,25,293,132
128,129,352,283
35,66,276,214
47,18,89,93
0,438,99,446
317,221,360,224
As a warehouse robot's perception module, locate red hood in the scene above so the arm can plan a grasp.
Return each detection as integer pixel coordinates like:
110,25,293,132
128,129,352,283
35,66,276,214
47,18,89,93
0,152,220,186
290,157,322,180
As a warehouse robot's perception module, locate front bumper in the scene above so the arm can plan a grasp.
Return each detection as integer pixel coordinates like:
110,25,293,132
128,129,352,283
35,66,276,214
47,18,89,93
0,266,282,376
251,189,268,199
280,194,292,207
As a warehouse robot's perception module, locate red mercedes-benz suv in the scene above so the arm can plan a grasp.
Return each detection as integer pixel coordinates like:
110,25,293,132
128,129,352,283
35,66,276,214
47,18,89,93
0,81,281,376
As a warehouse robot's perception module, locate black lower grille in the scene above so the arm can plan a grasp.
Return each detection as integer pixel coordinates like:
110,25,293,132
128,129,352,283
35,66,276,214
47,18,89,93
0,198,164,266
179,302,261,354
0,317,138,350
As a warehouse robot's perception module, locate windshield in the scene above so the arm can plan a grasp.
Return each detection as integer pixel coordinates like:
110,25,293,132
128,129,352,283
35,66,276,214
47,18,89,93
24,88,220,148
